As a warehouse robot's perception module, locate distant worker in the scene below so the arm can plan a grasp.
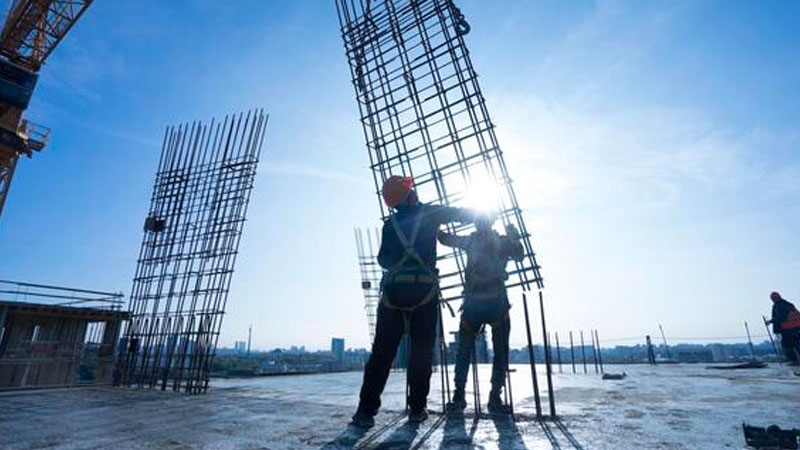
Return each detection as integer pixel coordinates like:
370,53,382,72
439,214,524,414
766,291,800,365
350,176,476,428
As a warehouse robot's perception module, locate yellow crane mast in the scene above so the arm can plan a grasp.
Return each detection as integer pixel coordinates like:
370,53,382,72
0,0,94,225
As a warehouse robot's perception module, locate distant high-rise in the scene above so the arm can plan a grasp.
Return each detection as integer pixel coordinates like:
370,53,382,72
448,331,490,364
234,341,247,355
331,338,345,362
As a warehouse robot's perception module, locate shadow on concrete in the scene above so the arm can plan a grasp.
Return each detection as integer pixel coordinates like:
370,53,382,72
437,413,530,450
552,418,585,450
438,414,479,449
321,412,410,450
539,419,562,450
492,415,530,450
320,414,583,450
321,424,370,449
373,421,420,450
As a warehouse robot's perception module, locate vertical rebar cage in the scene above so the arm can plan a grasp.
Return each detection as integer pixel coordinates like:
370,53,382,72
354,228,382,342
335,0,542,302
116,109,268,394
337,0,557,416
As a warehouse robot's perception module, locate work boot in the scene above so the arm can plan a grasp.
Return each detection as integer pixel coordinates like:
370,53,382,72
349,411,375,429
446,390,467,412
487,392,512,415
408,408,429,424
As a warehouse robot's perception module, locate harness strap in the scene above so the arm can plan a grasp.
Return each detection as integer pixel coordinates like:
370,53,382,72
381,210,440,322
388,213,428,273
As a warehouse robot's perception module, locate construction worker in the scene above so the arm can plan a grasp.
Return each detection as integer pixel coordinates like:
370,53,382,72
350,176,477,428
439,214,524,414
766,291,800,365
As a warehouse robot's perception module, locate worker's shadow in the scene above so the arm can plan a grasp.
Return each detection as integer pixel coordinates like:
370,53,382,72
438,413,478,449
437,413,528,450
373,421,420,450
320,424,369,449
321,422,421,450
492,415,529,450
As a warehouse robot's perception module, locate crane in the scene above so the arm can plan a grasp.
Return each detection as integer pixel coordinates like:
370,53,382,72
0,0,94,226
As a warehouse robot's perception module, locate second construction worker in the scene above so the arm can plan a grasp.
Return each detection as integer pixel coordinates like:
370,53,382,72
767,291,800,365
350,176,476,428
439,214,524,414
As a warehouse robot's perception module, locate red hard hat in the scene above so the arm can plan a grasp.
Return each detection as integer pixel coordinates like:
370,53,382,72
382,175,414,208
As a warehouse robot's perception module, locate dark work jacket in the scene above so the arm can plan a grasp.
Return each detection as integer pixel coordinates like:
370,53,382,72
772,298,797,334
378,203,475,271
438,229,524,297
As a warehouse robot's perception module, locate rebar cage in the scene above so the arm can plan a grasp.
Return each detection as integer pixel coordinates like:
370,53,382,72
337,0,556,417
336,0,543,303
115,109,268,394
354,228,382,342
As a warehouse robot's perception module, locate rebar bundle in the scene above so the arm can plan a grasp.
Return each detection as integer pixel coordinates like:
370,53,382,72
115,109,268,394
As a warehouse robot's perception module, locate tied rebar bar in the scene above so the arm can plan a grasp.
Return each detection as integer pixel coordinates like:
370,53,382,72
115,109,268,394
336,0,553,417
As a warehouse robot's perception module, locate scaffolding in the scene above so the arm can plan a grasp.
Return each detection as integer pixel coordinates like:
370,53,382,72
354,227,382,343
336,0,554,416
115,109,268,394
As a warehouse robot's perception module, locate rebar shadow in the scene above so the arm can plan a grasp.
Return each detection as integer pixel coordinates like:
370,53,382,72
552,418,585,450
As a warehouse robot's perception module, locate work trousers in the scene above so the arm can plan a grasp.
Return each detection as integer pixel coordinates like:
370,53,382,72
781,330,800,362
453,302,510,397
356,299,438,415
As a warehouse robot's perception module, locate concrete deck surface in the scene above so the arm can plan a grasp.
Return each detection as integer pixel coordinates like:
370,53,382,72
0,364,797,449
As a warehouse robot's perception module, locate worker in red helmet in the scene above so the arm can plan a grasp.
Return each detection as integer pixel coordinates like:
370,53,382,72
350,175,477,428
766,291,800,365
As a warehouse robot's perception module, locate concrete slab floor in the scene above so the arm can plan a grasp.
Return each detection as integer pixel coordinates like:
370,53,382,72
0,364,797,449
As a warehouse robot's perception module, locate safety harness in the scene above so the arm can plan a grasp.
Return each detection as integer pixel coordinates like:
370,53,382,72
462,231,510,301
782,309,800,331
380,212,440,332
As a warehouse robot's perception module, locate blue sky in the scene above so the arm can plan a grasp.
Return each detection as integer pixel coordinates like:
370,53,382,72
0,1,798,350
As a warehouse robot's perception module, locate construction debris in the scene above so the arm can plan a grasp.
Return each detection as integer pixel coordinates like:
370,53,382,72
602,372,627,380
743,423,799,450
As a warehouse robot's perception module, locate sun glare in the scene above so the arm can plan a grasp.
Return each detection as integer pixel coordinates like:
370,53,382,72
464,171,501,214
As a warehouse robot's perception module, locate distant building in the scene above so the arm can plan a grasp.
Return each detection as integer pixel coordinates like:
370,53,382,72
287,346,306,354
676,348,713,363
331,338,345,362
234,341,247,354
344,348,369,367
0,282,128,390
444,331,490,365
